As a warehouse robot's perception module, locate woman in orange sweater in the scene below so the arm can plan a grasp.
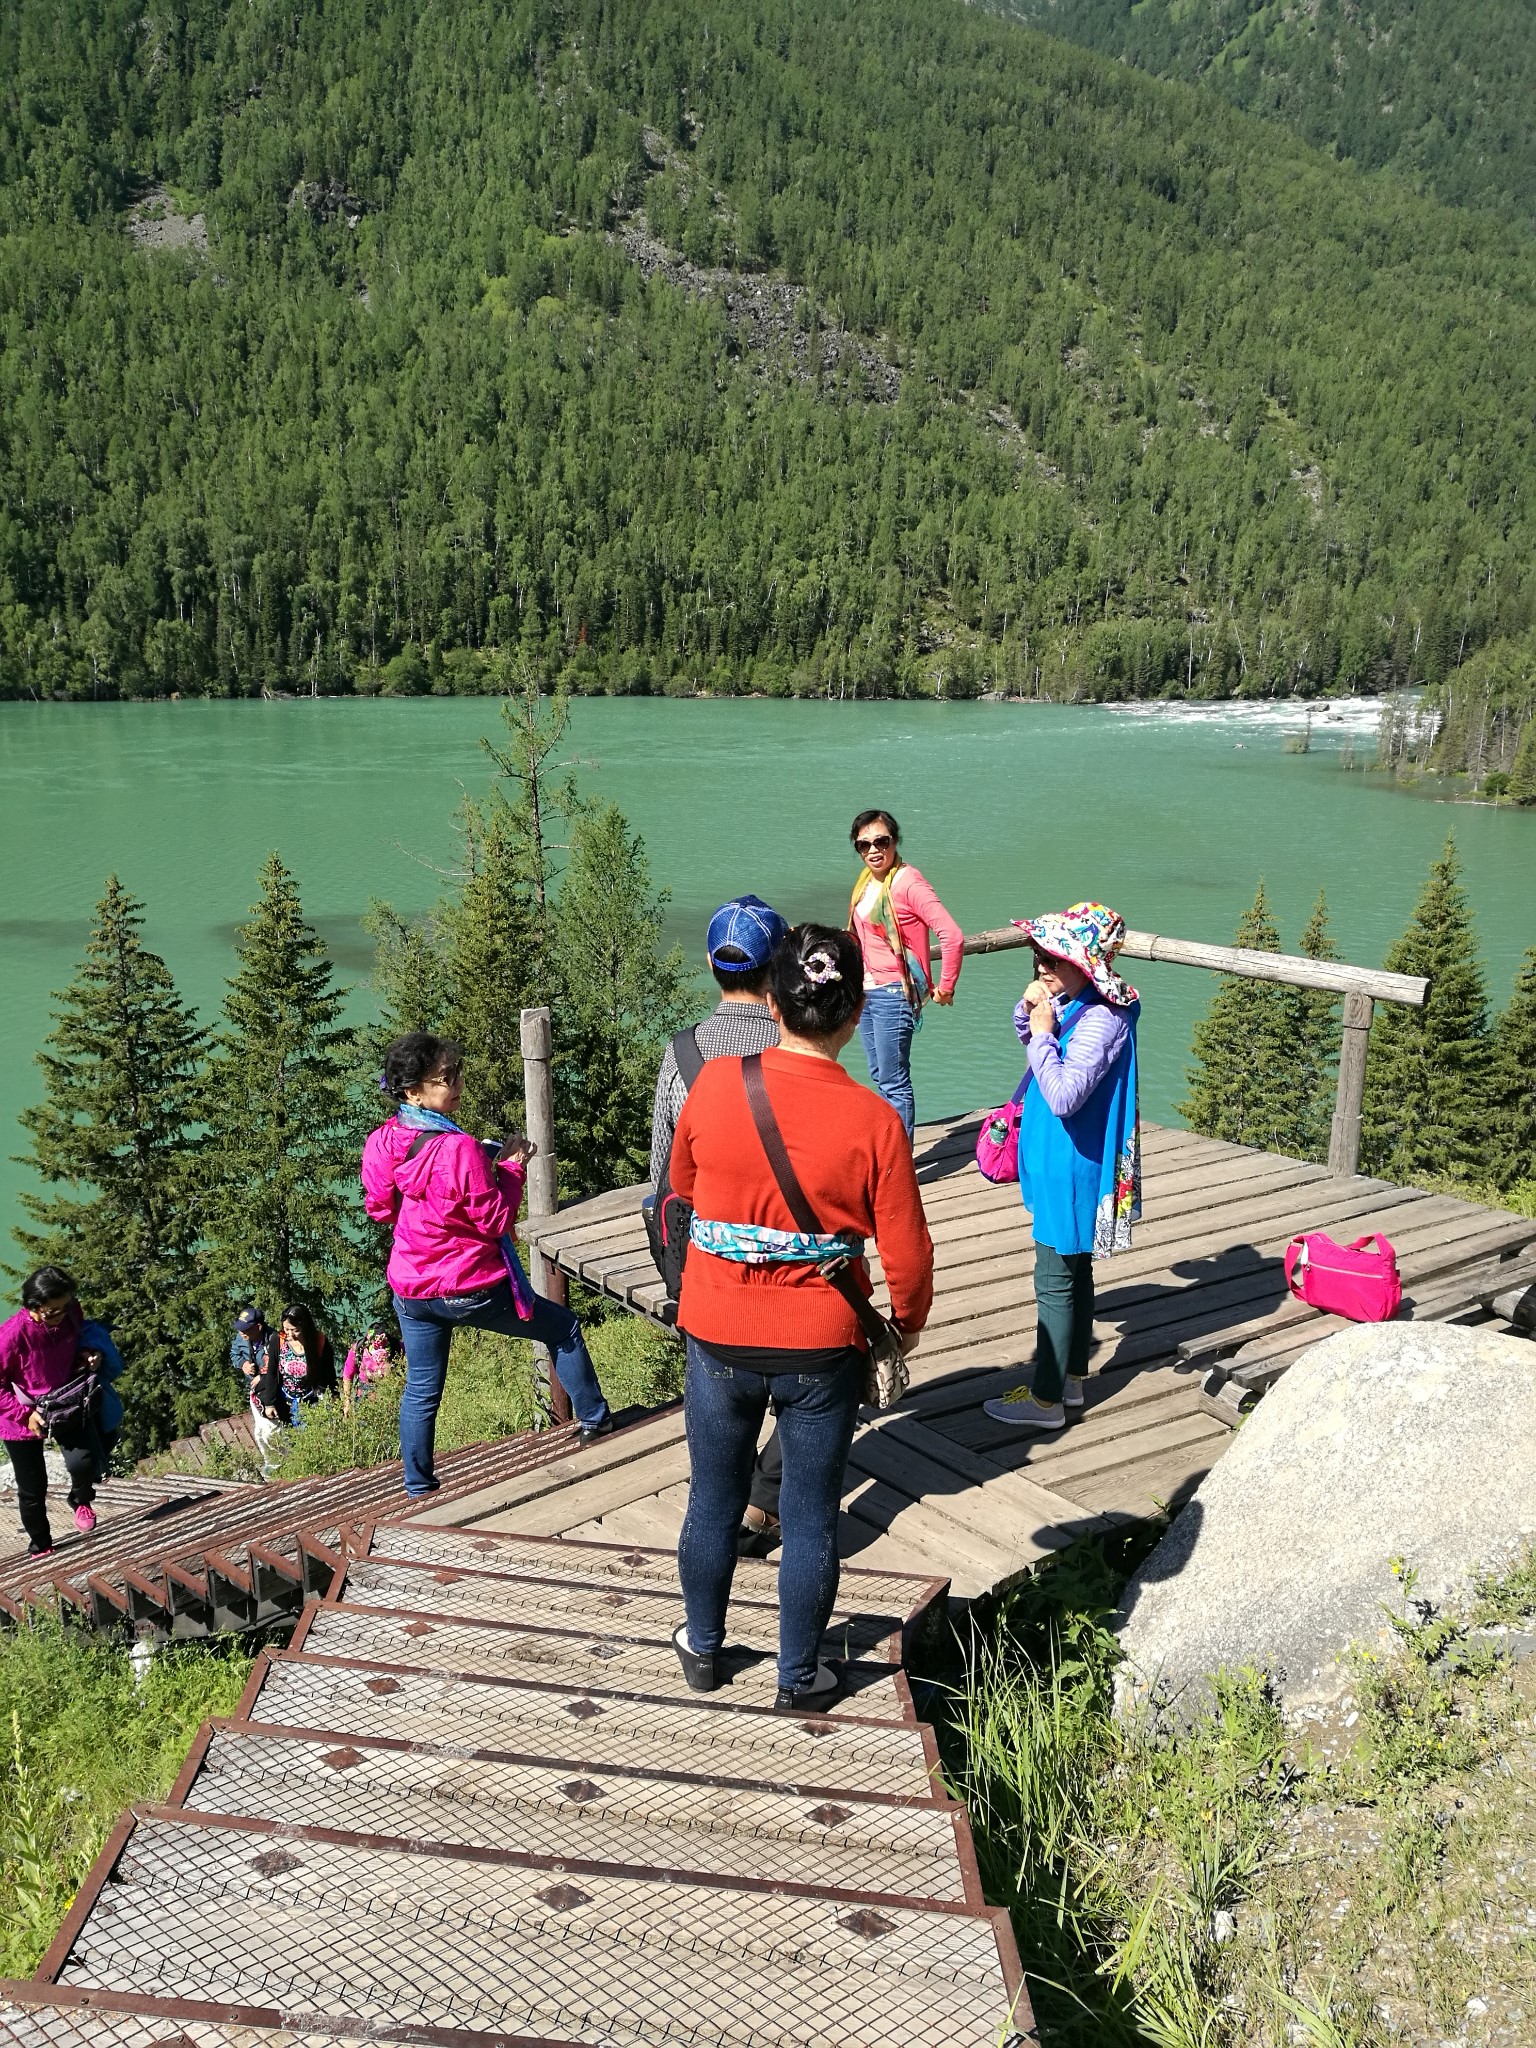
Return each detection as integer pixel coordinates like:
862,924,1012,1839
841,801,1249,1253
668,923,934,1712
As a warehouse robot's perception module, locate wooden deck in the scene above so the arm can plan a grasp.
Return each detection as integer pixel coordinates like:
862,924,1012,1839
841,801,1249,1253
498,1116,1536,1599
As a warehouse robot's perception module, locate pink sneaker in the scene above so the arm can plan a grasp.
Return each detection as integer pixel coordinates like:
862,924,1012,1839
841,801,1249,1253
73,1503,97,1534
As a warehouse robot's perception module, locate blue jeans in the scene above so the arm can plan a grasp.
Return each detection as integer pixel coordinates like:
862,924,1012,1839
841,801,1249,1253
393,1282,609,1494
677,1335,861,1693
858,983,917,1136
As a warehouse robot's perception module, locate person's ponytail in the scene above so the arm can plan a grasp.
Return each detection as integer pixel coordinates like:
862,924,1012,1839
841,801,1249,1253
769,924,864,1037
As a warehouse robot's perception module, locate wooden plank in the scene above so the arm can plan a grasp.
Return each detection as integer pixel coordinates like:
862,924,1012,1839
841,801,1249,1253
1012,1409,1225,1488
1071,1438,1225,1521
940,1380,1197,1459
850,1416,1104,1551
838,1475,1023,1593
409,1408,688,1529
472,1441,697,1537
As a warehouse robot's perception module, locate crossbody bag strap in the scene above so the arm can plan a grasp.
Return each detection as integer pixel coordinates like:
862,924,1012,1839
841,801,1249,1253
671,1024,706,1094
740,1054,893,1350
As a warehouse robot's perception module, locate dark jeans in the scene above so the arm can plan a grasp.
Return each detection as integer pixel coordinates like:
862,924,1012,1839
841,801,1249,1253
393,1282,609,1495
678,1335,861,1693
4,1420,101,1552
857,984,917,1137
1032,1242,1095,1404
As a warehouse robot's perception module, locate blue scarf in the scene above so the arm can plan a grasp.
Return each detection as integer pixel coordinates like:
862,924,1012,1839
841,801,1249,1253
1018,994,1142,1258
395,1104,536,1317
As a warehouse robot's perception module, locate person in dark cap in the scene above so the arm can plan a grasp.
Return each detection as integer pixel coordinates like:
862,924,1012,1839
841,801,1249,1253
648,896,791,1194
646,895,791,1550
230,1306,275,1406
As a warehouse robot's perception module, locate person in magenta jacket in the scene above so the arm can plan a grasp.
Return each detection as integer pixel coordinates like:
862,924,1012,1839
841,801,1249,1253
0,1265,102,1557
846,808,964,1137
362,1032,611,1496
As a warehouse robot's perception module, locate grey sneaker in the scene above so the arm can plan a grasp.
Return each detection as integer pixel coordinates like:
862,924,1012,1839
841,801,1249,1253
982,1394,1067,1432
1063,1375,1086,1409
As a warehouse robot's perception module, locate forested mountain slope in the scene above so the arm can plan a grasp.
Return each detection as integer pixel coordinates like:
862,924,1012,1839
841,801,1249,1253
1004,0,1536,233
3,0,1535,705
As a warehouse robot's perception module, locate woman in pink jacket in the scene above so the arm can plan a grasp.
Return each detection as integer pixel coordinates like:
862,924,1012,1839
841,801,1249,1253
0,1265,100,1557
847,808,964,1137
362,1033,611,1497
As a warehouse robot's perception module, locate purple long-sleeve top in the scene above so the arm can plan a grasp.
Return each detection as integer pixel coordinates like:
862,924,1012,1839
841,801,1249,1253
1014,994,1132,1118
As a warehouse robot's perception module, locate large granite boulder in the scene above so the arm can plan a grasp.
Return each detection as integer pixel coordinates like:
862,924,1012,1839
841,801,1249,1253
1115,1321,1536,1717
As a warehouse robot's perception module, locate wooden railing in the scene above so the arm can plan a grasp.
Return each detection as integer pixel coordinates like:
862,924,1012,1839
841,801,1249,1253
962,925,1430,1179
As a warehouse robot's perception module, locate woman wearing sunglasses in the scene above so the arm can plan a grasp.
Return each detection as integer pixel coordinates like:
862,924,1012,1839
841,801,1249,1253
846,809,963,1138
362,1033,612,1497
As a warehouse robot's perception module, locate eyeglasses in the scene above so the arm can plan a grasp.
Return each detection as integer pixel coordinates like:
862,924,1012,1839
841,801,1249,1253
431,1063,464,1086
31,1301,73,1324
855,834,894,855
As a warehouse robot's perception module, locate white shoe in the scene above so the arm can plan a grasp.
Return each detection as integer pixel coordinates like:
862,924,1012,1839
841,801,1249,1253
982,1394,1067,1431
1063,1375,1086,1409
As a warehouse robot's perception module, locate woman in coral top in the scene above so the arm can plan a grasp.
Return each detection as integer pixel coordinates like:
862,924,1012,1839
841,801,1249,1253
847,808,963,1138
667,924,934,1713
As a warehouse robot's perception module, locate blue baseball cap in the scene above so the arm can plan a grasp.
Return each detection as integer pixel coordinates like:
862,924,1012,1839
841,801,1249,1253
707,895,789,973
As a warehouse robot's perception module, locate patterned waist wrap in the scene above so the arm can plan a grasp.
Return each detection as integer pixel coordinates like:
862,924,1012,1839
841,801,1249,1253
689,1218,865,1269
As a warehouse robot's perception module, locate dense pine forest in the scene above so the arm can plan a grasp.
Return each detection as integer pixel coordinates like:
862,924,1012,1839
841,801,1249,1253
1002,1,1536,231
3,0,1536,747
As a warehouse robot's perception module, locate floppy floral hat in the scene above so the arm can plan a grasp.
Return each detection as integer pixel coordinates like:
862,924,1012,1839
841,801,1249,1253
1013,900,1139,1008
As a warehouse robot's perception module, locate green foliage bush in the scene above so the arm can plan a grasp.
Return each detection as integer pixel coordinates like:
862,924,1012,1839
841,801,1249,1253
0,1620,251,1975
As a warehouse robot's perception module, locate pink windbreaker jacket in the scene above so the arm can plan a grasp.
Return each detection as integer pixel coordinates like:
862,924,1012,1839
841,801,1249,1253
0,1302,85,1441
361,1120,529,1301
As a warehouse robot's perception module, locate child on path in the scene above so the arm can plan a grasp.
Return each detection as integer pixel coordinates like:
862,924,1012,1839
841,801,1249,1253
342,1321,401,1415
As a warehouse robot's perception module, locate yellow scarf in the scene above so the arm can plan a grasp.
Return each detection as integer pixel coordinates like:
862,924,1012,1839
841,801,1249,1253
848,860,927,1012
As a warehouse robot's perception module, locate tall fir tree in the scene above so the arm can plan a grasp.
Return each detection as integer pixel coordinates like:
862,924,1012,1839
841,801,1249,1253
1179,882,1305,1154
204,855,369,1329
1360,837,1492,1184
1488,948,1536,1196
11,878,217,1454
551,803,693,1196
366,791,542,1134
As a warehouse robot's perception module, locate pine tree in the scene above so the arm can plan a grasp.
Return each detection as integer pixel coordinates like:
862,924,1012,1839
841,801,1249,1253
11,878,217,1454
365,792,542,1134
1488,948,1536,1196
1178,882,1303,1154
551,803,693,1195
204,855,369,1328
1360,837,1492,1183
1292,891,1342,1163
436,793,545,1133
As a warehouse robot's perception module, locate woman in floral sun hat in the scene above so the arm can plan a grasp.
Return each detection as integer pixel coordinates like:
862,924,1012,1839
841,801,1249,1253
983,901,1141,1433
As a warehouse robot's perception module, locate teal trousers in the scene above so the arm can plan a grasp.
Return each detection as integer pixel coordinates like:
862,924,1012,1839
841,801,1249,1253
1031,1242,1095,1403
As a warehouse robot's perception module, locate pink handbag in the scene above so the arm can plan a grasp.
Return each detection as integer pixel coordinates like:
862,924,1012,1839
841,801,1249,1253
975,1077,1029,1183
1284,1231,1402,1322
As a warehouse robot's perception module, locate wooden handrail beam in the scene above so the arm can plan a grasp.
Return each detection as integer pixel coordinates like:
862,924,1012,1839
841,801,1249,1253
961,924,1428,1008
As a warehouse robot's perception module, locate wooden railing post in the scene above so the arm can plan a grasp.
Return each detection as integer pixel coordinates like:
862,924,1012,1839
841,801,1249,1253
520,1005,572,1424
1327,990,1374,1179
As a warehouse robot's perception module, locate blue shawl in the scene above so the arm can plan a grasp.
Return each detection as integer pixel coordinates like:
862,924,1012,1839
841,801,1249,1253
1018,994,1142,1259
395,1104,536,1317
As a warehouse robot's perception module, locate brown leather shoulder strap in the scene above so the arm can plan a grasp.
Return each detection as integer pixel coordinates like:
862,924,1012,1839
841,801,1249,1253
740,1054,821,1236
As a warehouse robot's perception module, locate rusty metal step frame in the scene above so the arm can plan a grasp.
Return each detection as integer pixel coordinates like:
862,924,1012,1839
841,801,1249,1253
237,1648,946,1800
327,1552,912,1664
163,1718,976,1907
40,1806,1030,2048
289,1597,916,1720
363,1520,950,1641
0,1980,575,2048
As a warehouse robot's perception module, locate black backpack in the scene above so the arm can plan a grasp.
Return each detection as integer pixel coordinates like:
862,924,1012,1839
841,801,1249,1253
644,1026,706,1311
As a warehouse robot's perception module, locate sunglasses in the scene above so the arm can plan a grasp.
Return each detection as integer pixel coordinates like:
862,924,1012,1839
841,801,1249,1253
31,1301,74,1323
431,1062,464,1086
855,834,894,855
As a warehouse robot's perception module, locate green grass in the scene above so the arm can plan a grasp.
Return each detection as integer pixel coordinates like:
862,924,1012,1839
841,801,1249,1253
230,1310,685,1483
0,1618,252,1975
942,1535,1536,2047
